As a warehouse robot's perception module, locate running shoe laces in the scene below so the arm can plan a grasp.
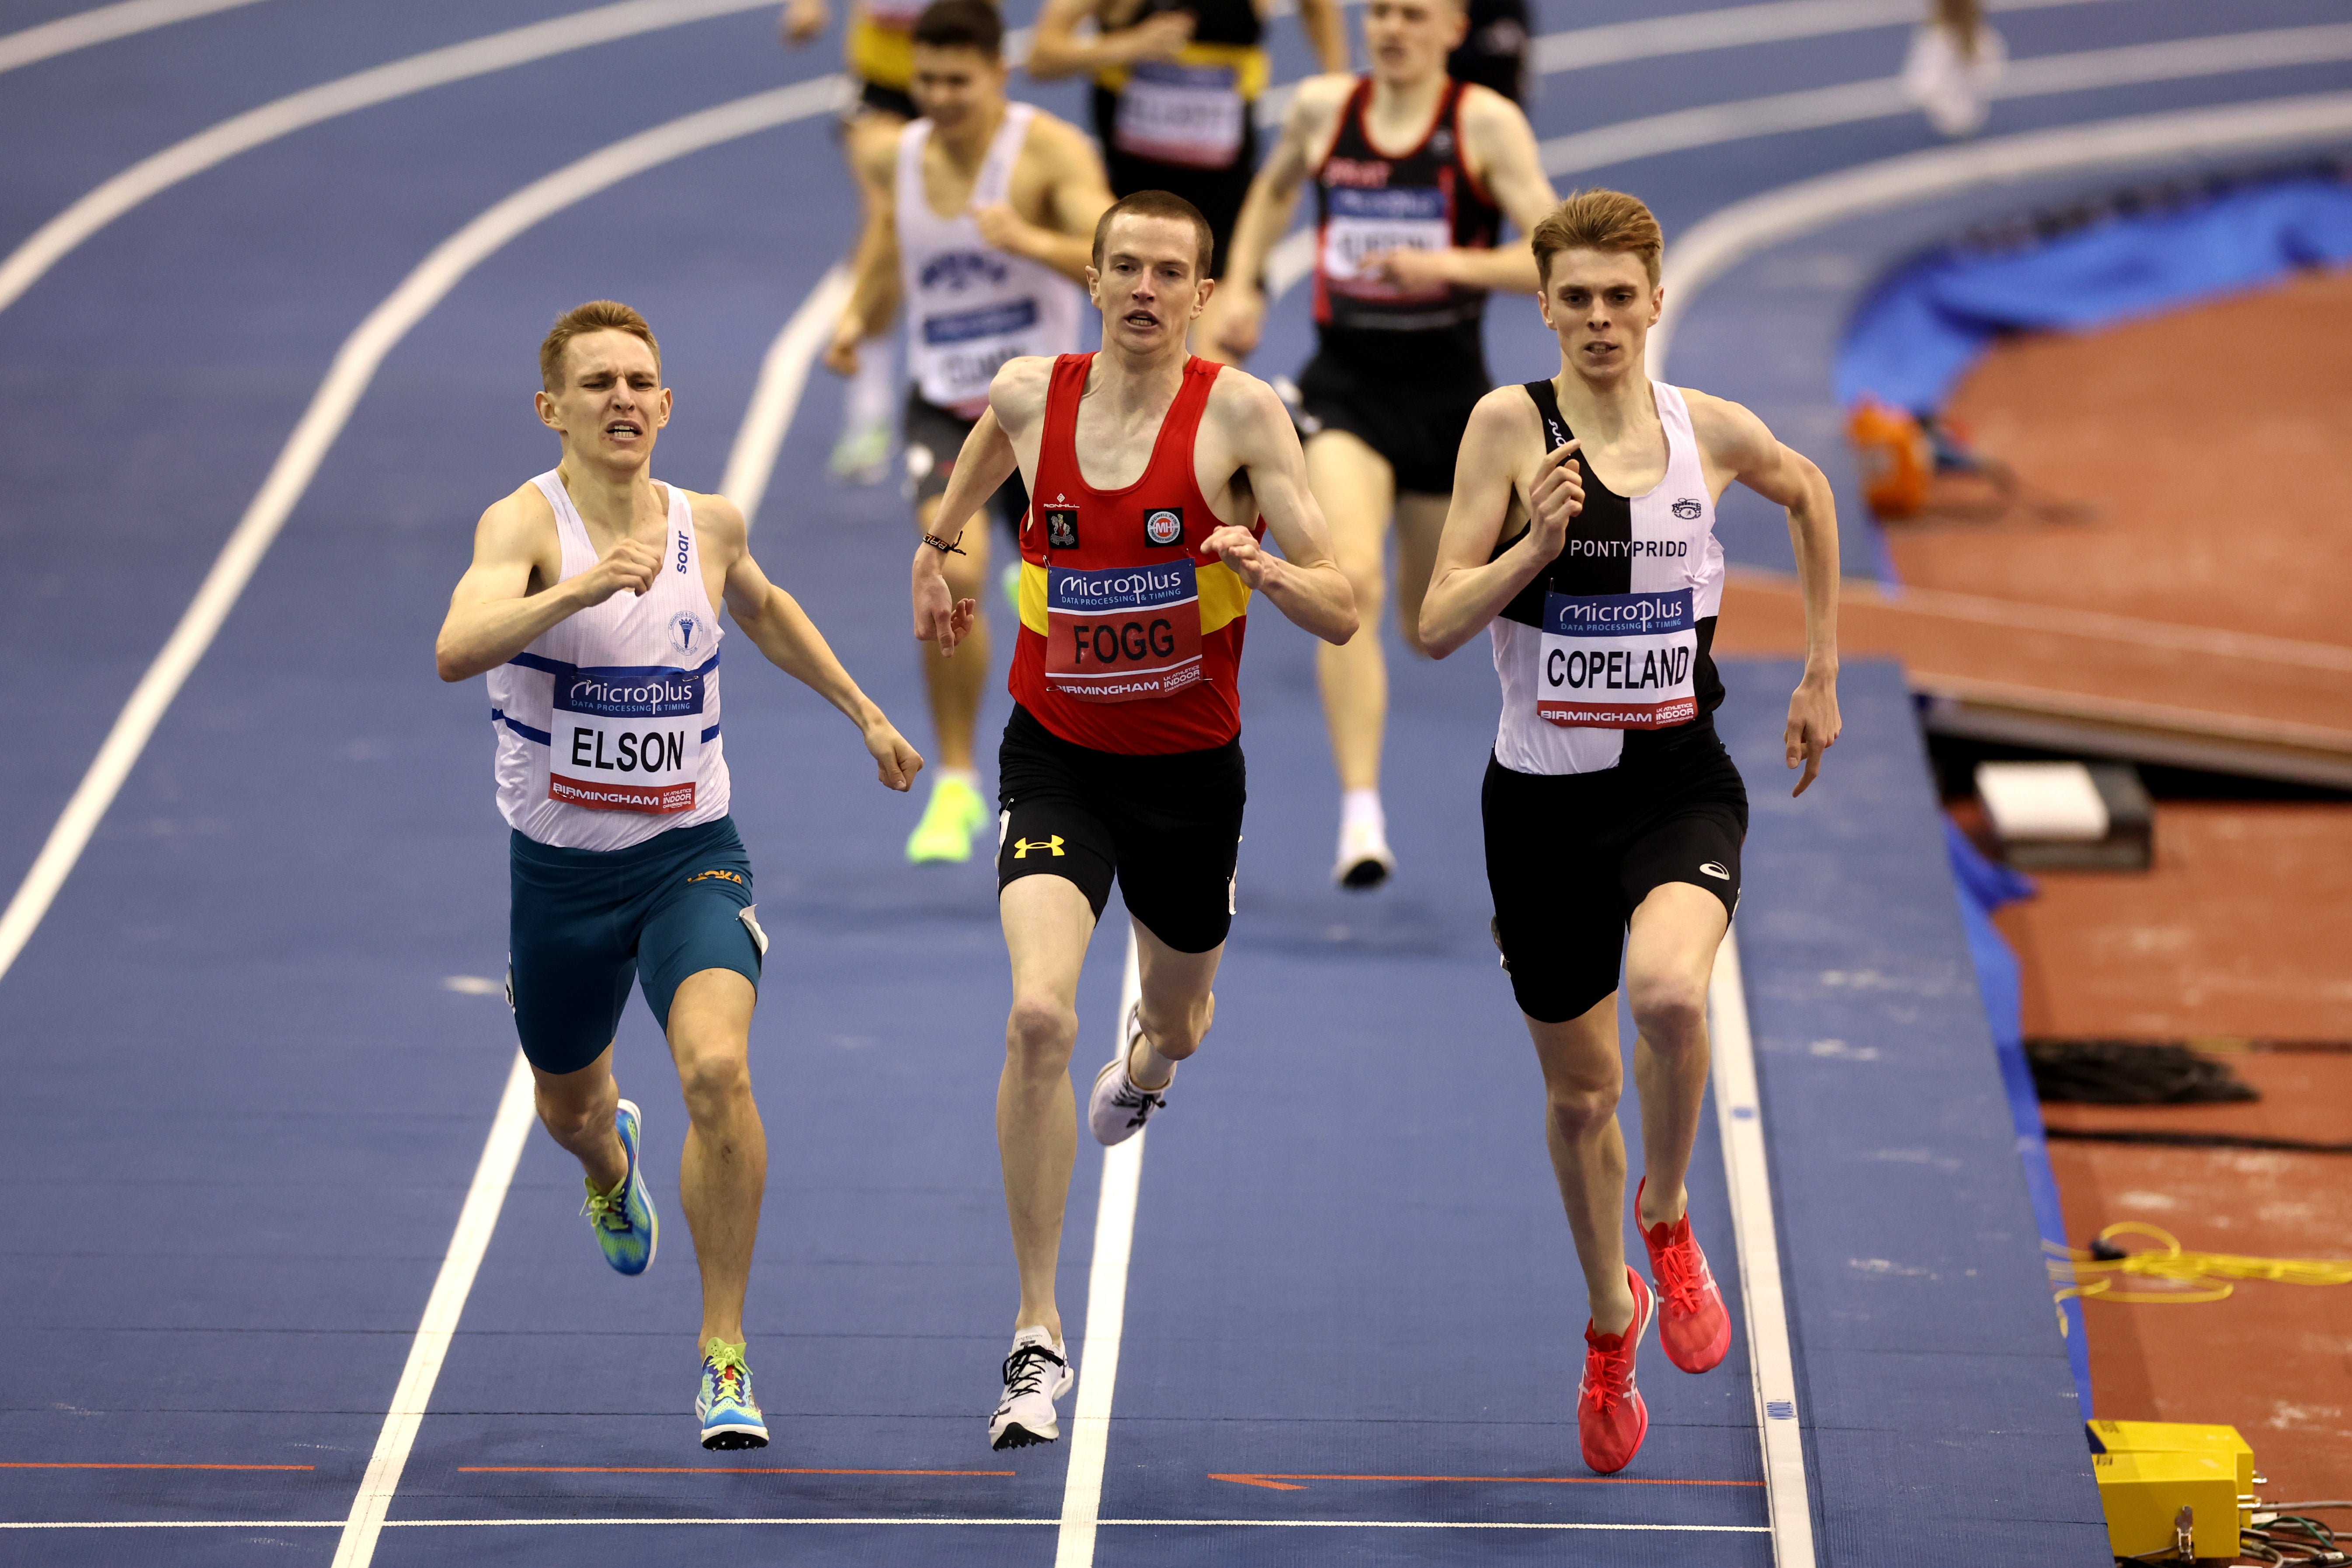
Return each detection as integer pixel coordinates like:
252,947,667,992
1001,1340,1067,1401
1106,1077,1164,1131
705,1341,751,1402
580,1183,630,1231
1581,1339,1633,1416
1652,1236,1706,1316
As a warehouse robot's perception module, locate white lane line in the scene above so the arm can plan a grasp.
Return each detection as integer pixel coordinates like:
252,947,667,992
1708,925,1815,1568
0,0,791,318
0,72,843,986
6,1516,1772,1533
0,0,272,74
1540,21,2352,178
329,1052,536,1568
1054,925,1147,1568
1654,89,2352,373
719,263,854,527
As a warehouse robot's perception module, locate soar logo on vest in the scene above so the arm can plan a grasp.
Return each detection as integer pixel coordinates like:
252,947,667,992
1143,508,1182,547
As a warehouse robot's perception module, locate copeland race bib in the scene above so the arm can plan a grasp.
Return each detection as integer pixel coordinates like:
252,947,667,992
1538,589,1698,730
919,295,1041,411
1114,62,1244,169
1046,559,1203,703
549,663,706,812
1320,186,1450,301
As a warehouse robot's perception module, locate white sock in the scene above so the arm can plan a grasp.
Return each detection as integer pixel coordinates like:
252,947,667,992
1341,787,1386,841
935,766,976,791
844,334,894,430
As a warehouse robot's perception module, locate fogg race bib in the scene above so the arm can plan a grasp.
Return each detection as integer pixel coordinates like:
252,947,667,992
1045,559,1203,703
549,662,706,812
1537,589,1698,729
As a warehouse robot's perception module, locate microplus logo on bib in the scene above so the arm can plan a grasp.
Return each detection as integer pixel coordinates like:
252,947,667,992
1537,589,1699,731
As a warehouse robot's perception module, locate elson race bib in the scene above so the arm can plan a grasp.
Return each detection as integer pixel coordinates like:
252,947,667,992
1537,589,1698,730
919,294,1041,411
1045,559,1203,703
1114,62,1245,169
548,663,707,812
1319,185,1450,302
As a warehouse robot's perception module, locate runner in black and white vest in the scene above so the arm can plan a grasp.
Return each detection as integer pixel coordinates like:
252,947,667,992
1024,0,1347,288
1418,190,1842,1476
1205,0,1557,890
825,0,1112,867
437,300,922,1452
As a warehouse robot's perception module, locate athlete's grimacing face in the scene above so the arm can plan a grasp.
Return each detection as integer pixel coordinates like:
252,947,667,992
1362,0,1466,85
535,330,671,470
1539,248,1663,384
910,45,1007,134
1087,213,1212,355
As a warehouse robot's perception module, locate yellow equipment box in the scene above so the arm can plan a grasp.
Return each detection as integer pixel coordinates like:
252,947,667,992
2088,1422,2258,1561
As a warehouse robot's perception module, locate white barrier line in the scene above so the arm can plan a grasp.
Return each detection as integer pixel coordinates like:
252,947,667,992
0,73,844,993
1709,925,1815,1568
1053,924,1146,1568
1540,21,2352,179
4,1516,1773,1531
0,0,271,74
0,0,790,317
1655,89,2352,373
719,263,853,527
329,1053,536,1568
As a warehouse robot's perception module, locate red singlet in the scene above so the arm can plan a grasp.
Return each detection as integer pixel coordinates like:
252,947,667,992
1009,352,1261,754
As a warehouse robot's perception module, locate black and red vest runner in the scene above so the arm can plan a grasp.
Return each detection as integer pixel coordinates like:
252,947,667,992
1010,353,1262,755
1311,77,1503,335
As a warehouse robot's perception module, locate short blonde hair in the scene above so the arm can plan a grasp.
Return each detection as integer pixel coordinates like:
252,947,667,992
1530,190,1664,288
539,300,660,392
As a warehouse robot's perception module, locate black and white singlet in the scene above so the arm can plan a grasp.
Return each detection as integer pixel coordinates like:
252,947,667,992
1488,378,1727,777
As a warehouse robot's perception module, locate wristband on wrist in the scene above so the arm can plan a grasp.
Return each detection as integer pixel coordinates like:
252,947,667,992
921,532,966,556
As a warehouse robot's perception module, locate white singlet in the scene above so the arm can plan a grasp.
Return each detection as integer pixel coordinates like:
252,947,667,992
895,103,1083,418
1489,381,1726,776
486,472,731,851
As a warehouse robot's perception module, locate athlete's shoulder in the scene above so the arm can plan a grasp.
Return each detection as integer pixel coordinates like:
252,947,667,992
1464,381,1544,447
481,476,554,533
1678,385,1775,464
682,488,748,546
1200,360,1291,431
1456,79,1533,134
1282,72,1358,131
988,353,1059,422
1016,103,1096,161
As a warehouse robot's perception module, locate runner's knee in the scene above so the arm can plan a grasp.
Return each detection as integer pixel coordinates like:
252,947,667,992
1138,990,1210,1061
1546,1075,1621,1139
674,1043,752,1120
1627,974,1707,1053
1006,992,1078,1069
535,1071,615,1143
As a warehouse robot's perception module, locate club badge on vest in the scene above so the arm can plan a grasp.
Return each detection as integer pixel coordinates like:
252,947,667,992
1144,507,1182,547
1046,507,1079,550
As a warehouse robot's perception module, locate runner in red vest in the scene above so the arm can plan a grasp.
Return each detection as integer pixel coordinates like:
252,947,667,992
910,188,1357,1451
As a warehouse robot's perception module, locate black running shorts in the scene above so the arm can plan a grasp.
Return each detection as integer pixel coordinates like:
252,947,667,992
1482,723,1747,1024
904,389,1029,537
1295,326,1489,497
996,704,1245,954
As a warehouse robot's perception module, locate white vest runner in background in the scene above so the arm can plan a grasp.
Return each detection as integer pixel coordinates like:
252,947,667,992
896,103,1084,418
486,471,731,851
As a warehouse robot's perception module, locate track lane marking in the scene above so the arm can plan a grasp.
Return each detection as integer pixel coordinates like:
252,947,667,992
0,73,844,992
1709,925,1815,1568
719,262,853,526
1654,89,2352,373
2,1516,1777,1531
0,1461,313,1471
1053,924,1146,1568
0,0,796,318
458,1465,1015,1476
0,0,273,74
1211,1471,1766,1490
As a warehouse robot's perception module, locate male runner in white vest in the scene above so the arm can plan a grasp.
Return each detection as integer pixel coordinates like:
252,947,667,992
824,0,1115,867
1205,0,1557,889
910,191,1357,1450
436,301,922,1451
1419,191,1841,1473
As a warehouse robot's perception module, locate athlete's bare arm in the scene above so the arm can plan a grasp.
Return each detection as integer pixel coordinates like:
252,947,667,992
1025,0,1195,79
434,484,660,682
1365,85,1558,295
910,356,1050,654
1687,390,1841,795
692,491,924,790
973,115,1116,286
1418,387,1584,659
779,0,828,46
1296,0,1351,73
1204,72,1353,359
1197,370,1358,644
824,126,907,375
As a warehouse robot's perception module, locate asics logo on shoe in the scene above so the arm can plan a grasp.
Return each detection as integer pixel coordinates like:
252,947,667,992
1699,862,1730,880
1109,1082,1164,1129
